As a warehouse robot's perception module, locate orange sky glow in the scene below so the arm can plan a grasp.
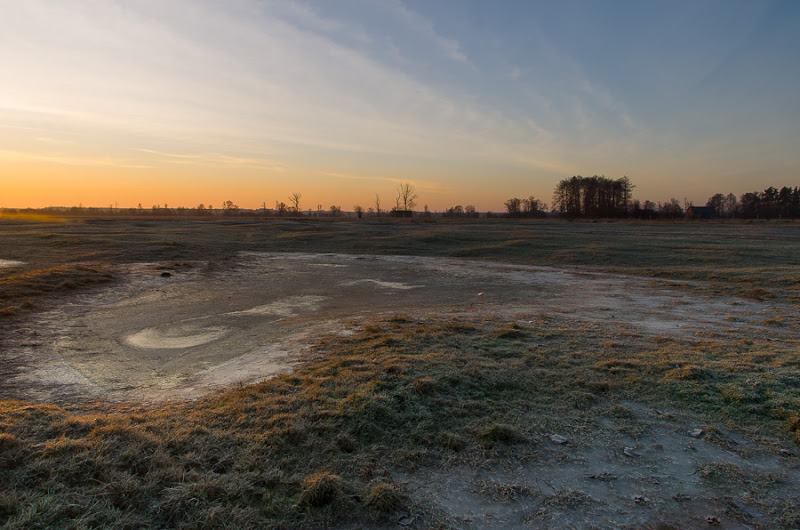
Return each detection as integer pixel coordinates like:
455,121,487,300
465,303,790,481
2,2,798,212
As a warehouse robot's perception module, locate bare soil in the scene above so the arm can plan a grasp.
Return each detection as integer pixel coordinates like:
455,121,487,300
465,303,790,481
400,401,800,529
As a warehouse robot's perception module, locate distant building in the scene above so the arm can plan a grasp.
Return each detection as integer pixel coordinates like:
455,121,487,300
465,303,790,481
686,205,716,220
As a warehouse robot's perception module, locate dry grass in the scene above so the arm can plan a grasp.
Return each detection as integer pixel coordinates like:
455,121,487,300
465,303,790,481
1,313,799,527
2,217,800,526
0,263,114,315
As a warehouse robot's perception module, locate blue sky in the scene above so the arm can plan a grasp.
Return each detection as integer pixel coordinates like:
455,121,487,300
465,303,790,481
1,0,798,210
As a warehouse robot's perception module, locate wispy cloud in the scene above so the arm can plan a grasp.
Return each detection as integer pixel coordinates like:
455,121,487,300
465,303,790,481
134,148,285,171
0,1,561,174
5,1,795,209
381,0,469,64
0,149,154,169
261,0,372,45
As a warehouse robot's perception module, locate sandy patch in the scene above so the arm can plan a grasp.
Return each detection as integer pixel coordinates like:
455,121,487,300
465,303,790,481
341,279,422,290
0,259,24,268
227,295,327,317
126,325,229,349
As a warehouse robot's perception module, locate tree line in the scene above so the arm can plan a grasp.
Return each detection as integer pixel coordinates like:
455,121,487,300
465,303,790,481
709,187,800,220
7,178,800,220
551,175,633,218
542,175,800,220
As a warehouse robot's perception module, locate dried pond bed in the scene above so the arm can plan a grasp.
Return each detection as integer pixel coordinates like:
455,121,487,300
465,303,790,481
2,252,781,404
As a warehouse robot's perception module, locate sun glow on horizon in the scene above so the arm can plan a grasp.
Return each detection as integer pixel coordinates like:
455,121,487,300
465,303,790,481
2,1,798,211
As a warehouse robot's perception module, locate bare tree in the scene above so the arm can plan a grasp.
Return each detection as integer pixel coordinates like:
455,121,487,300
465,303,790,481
505,197,522,217
374,194,382,217
706,193,725,217
658,198,683,219
354,205,364,219
725,193,738,218
289,193,302,213
396,182,417,211
522,196,546,217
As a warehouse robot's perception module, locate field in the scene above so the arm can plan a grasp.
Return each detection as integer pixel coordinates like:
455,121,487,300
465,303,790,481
1,215,800,528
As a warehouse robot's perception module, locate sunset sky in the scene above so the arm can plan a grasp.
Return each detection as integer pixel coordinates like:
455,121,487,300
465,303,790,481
2,0,799,211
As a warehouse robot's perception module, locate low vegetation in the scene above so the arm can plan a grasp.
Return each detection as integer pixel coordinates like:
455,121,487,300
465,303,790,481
2,216,800,307
1,314,799,527
1,217,800,527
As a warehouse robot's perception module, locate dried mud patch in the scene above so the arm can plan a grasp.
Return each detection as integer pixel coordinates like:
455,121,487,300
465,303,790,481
400,400,800,529
1,252,793,405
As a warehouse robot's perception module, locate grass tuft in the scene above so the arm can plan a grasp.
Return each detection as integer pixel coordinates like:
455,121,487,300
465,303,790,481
299,472,348,508
664,365,713,380
479,423,526,447
363,481,405,513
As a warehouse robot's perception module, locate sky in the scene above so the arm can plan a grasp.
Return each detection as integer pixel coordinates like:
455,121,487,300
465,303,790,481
1,0,799,211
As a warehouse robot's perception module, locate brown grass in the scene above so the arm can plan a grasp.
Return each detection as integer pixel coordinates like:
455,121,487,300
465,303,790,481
2,217,800,527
